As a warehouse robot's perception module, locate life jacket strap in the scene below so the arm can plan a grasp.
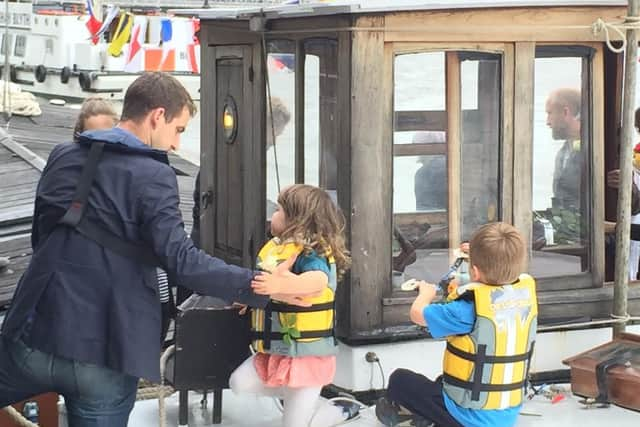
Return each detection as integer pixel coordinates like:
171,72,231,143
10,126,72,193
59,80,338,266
445,341,535,401
251,329,334,341
268,301,334,313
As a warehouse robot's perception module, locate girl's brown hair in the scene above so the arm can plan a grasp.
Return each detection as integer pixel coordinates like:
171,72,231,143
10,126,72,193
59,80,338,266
73,97,118,140
277,184,351,280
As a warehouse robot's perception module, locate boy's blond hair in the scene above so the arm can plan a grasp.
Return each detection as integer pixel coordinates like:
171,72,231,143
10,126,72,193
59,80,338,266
469,222,525,285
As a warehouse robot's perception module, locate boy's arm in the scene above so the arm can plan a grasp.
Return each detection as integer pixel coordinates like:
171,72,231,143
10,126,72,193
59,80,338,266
409,282,438,326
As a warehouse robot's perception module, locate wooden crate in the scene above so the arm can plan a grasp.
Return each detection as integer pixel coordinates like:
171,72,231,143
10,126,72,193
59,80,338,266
0,393,59,426
563,333,640,411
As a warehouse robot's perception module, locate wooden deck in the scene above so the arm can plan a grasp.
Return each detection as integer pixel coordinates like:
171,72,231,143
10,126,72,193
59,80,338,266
0,102,200,309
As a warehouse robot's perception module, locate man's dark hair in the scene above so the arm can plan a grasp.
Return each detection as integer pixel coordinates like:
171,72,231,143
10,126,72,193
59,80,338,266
121,72,197,123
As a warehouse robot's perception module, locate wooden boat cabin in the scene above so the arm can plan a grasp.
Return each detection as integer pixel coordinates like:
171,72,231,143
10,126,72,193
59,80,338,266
187,0,640,345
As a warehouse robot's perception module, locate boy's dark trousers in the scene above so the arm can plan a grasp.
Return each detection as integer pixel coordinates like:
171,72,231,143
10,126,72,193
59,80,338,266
387,368,464,427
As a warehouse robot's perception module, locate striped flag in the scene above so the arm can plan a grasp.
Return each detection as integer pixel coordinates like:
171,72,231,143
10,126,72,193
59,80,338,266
107,12,134,57
85,0,102,44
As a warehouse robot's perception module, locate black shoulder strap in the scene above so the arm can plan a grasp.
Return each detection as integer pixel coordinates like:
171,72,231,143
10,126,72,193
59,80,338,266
58,142,161,267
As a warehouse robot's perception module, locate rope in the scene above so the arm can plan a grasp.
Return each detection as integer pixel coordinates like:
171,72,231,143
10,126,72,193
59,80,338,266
0,82,41,117
537,313,640,332
591,17,636,54
0,406,39,427
158,344,176,427
136,384,176,401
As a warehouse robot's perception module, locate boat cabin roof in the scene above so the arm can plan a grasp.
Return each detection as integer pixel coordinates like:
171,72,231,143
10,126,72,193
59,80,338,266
177,0,627,20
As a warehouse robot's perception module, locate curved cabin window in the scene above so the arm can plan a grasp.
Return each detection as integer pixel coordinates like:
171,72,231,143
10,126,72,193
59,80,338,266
266,40,296,217
265,38,339,223
530,47,592,279
392,50,501,286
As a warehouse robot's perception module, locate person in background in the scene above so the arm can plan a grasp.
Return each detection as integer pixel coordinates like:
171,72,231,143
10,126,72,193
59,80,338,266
0,72,288,426
377,222,536,427
72,96,119,141
546,88,582,210
605,107,640,280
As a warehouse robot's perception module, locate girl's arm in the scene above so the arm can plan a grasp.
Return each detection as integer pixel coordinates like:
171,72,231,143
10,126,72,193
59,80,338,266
409,282,438,326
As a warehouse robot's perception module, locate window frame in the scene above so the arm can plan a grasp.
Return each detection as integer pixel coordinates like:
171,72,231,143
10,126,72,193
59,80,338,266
530,43,605,291
386,43,512,300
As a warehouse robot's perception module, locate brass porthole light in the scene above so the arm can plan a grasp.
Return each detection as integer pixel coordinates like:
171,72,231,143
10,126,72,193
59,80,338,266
222,96,238,144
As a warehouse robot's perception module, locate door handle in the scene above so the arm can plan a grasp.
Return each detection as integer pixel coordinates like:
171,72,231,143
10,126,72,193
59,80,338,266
201,190,214,210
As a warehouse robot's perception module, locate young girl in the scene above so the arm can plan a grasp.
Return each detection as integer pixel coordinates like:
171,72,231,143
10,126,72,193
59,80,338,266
230,184,358,427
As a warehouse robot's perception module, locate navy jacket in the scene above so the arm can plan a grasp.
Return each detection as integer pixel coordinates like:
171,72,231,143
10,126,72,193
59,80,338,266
1,128,267,381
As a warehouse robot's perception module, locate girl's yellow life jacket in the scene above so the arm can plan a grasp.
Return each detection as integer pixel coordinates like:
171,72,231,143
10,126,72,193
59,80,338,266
251,238,336,356
442,274,537,410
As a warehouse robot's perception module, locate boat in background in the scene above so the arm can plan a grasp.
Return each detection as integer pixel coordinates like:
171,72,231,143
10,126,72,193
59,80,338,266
0,1,286,101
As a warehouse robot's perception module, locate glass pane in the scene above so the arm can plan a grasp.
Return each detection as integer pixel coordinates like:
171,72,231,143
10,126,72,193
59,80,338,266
266,41,295,218
394,52,446,145
531,56,589,277
392,50,502,290
304,38,338,190
460,53,501,239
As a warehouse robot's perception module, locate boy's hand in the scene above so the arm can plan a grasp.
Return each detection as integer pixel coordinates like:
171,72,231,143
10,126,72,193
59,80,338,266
417,281,438,299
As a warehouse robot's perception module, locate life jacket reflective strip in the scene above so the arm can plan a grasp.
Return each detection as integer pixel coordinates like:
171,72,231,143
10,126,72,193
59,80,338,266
442,274,537,410
251,238,335,353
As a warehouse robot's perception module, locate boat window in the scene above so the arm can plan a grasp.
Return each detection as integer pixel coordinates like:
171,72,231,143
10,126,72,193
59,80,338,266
391,50,502,287
14,35,26,58
530,46,592,278
1,34,12,56
265,40,296,218
304,38,338,190
265,38,340,222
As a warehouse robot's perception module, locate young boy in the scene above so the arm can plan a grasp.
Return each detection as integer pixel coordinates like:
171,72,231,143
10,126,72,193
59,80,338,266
377,222,537,427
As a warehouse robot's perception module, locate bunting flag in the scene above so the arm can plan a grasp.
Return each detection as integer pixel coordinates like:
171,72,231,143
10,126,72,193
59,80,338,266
85,0,102,44
159,18,173,70
186,43,199,73
91,5,120,42
124,16,148,72
107,12,134,57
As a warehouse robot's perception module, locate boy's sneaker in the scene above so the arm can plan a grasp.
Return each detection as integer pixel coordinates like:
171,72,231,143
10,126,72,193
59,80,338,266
375,397,434,427
332,399,361,421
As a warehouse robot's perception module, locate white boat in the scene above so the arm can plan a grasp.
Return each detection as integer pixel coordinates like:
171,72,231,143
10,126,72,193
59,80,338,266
0,1,286,101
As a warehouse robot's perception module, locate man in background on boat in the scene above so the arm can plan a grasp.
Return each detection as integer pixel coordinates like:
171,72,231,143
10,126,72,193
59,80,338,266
0,72,290,426
546,88,582,211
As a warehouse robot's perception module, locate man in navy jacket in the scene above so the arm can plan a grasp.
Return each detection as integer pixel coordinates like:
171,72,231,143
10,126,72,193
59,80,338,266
0,72,281,425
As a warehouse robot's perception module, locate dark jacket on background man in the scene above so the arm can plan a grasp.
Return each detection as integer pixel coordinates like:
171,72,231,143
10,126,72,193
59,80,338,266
1,128,266,381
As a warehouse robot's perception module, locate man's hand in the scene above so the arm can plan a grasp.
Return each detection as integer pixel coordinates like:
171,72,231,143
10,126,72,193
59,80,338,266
252,255,297,295
231,302,248,315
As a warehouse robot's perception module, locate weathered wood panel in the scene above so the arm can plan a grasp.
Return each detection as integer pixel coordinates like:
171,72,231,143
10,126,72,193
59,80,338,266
501,43,515,224
383,7,626,43
349,15,390,332
591,44,605,287
446,51,461,248
512,42,535,267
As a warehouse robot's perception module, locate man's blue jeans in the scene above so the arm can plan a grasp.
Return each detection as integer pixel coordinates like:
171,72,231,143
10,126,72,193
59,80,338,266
0,336,138,427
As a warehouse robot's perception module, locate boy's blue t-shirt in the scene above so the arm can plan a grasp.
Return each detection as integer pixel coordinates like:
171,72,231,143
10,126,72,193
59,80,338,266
424,301,522,427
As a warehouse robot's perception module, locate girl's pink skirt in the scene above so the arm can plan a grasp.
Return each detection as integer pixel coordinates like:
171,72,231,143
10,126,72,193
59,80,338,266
254,353,336,388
